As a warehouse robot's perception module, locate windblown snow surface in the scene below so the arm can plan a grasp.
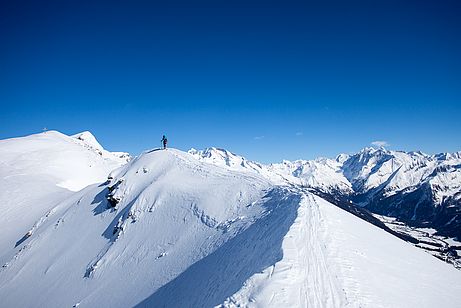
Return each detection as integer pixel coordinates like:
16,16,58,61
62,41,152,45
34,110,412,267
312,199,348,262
0,131,129,269
1,133,460,307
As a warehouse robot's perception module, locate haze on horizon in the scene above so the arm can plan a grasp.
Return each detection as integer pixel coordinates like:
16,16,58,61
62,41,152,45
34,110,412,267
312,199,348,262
1,0,460,163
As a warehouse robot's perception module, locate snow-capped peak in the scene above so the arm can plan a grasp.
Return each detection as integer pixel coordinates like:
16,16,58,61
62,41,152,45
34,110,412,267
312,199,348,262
335,153,350,163
433,151,461,161
71,131,130,164
189,146,239,160
72,131,104,151
188,147,251,169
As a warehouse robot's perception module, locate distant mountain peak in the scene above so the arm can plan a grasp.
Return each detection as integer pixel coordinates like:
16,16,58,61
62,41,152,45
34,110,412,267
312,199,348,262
72,131,103,151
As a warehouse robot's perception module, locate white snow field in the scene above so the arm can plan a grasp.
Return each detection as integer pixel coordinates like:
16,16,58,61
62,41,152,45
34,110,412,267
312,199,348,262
0,131,129,269
0,132,460,307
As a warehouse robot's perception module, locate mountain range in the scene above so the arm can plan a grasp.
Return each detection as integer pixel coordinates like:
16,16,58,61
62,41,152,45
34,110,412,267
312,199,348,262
190,146,461,240
0,131,460,307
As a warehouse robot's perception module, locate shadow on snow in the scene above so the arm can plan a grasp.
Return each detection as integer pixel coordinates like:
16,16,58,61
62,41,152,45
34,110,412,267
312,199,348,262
91,187,111,216
135,188,301,308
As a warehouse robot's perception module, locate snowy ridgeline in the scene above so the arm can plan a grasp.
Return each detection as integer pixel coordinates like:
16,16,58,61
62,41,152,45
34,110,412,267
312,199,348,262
190,146,461,241
0,131,460,308
189,146,461,203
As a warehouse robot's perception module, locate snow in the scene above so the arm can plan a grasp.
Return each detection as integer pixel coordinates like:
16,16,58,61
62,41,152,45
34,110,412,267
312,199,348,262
1,132,461,307
221,193,461,308
267,158,352,193
221,194,345,308
338,147,461,203
0,148,274,307
0,130,128,191
72,131,131,167
0,131,128,267
72,131,105,151
191,146,461,212
189,148,352,192
316,195,460,307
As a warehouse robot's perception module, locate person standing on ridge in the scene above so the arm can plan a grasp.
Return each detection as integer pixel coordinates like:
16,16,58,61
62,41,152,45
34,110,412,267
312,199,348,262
161,135,168,149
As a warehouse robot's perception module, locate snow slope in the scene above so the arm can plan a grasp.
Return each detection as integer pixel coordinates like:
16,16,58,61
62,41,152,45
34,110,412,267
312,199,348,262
0,131,129,267
1,130,129,191
222,193,461,308
0,148,273,307
1,146,460,307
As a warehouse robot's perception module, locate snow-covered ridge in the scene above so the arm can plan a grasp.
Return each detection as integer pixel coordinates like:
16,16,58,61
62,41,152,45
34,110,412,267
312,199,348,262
191,145,461,239
189,147,353,192
2,143,461,307
190,146,461,199
188,147,264,171
0,130,130,193
72,131,131,164
0,130,130,269
1,131,460,307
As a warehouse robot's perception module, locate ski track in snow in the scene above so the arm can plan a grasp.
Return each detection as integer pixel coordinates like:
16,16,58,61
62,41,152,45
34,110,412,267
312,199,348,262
219,192,346,308
301,194,345,307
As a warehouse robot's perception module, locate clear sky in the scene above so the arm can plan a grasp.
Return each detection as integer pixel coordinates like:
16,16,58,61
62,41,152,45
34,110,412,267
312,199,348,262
1,0,460,163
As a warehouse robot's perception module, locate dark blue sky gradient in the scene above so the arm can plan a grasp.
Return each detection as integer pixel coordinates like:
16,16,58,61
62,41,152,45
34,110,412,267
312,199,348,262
1,0,460,162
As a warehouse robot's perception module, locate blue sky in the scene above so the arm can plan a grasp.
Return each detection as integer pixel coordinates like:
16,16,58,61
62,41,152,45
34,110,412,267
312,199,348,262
1,0,460,163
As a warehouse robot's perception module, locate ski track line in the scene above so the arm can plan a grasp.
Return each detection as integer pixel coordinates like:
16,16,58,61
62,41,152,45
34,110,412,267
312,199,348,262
222,191,347,307
302,193,345,307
